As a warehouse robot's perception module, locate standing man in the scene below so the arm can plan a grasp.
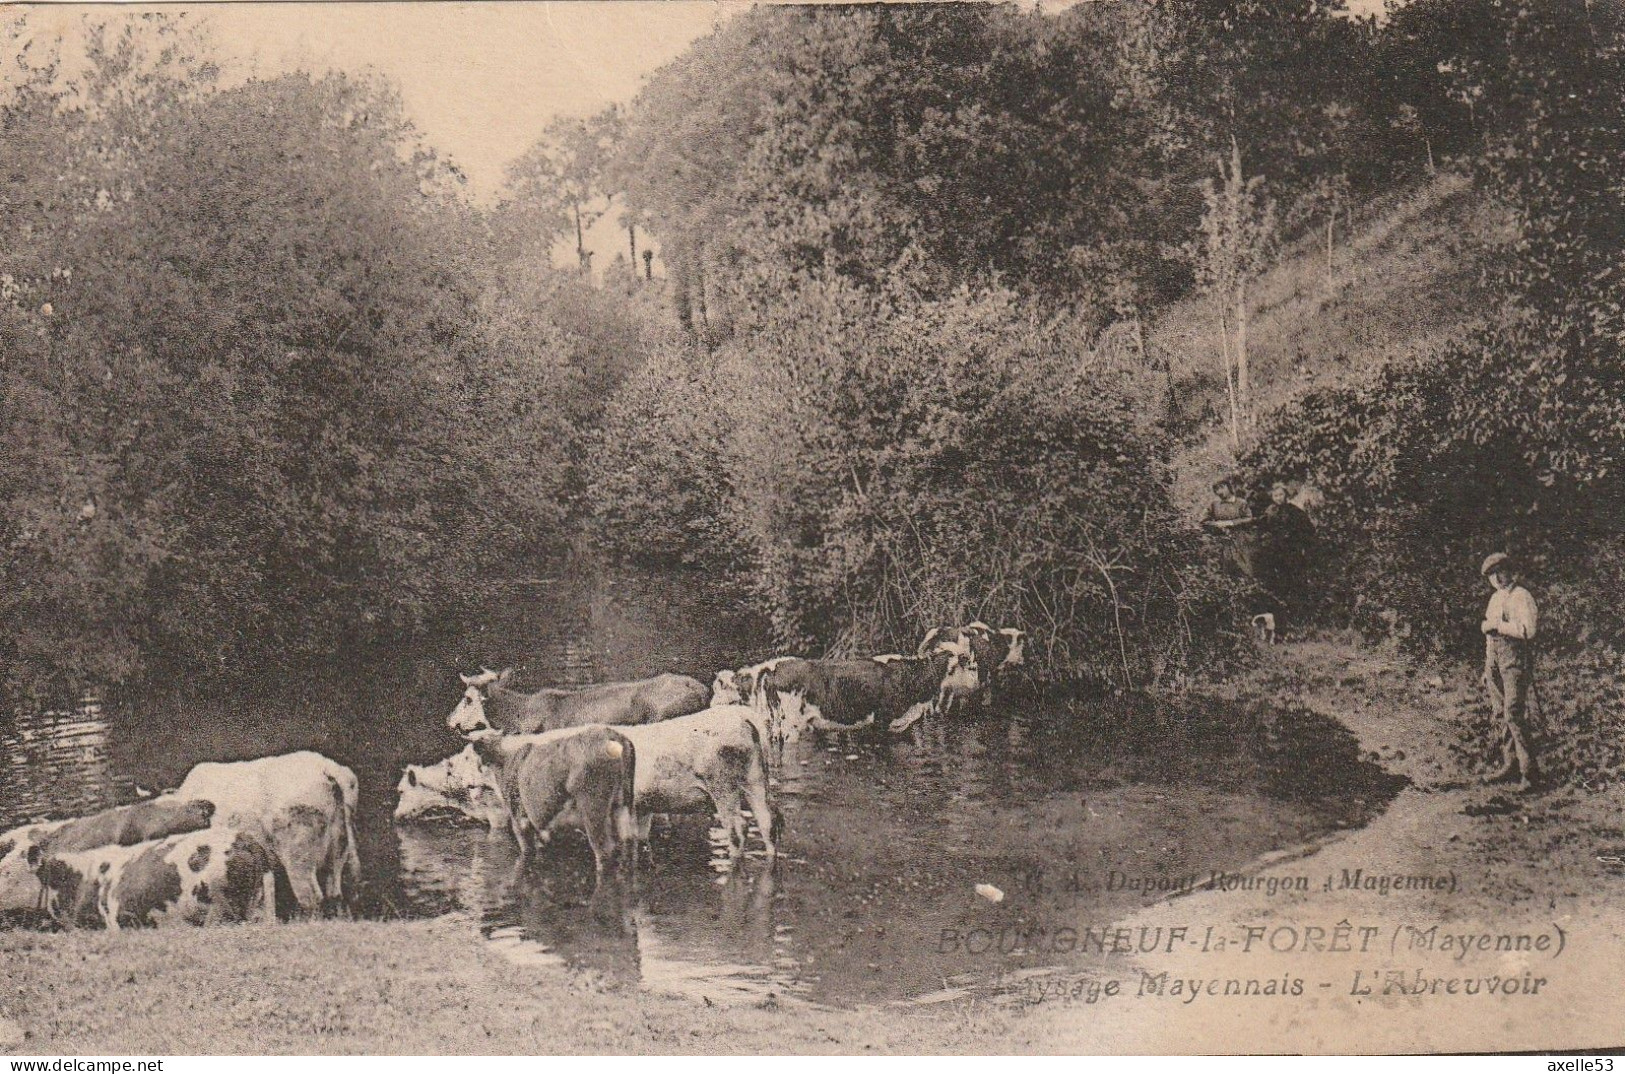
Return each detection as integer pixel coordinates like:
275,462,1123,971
1480,552,1539,791
1259,481,1316,633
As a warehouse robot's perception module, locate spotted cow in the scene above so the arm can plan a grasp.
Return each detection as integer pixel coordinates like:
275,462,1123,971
761,643,966,739
32,826,278,930
916,621,1027,710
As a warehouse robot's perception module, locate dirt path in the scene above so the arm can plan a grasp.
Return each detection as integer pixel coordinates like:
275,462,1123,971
1019,636,1625,1053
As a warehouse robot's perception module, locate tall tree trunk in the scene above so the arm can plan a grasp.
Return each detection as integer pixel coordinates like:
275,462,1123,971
1326,211,1334,295
574,202,587,272
1218,304,1239,451
628,224,638,280
1236,275,1251,436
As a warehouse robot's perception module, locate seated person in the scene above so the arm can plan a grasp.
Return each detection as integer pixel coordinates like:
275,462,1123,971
1204,477,1253,530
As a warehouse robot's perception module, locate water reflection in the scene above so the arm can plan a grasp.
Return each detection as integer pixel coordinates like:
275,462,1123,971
387,693,1399,1008
0,700,131,826
0,569,1401,1009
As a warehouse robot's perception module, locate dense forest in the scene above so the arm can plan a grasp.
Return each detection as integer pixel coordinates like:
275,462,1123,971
2,3,1621,714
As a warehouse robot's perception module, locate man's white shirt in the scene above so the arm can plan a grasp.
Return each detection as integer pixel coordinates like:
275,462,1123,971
1484,585,1538,641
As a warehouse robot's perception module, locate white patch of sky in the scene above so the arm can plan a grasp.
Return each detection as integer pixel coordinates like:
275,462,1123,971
21,1,1392,275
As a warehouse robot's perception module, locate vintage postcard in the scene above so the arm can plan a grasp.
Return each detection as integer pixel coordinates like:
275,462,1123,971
2,0,1622,1057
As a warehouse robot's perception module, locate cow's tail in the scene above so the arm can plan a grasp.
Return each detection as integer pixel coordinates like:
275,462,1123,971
741,720,782,862
338,795,361,914
613,735,638,847
760,668,785,757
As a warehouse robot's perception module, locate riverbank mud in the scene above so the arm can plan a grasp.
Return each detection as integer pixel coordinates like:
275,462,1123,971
1017,636,1625,1053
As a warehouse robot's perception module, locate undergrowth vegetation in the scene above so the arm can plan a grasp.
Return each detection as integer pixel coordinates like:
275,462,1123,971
587,282,1251,685
6,1,1622,712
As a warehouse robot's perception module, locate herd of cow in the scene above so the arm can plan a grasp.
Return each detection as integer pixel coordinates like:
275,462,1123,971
0,751,360,929
394,620,1027,878
0,619,1024,931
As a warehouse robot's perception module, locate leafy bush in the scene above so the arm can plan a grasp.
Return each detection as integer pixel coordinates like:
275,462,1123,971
1243,321,1625,657
0,72,586,690
591,279,1248,685
583,346,754,574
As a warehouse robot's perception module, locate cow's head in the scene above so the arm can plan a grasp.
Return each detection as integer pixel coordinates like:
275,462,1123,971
394,745,504,827
0,822,66,915
447,685,490,735
710,669,743,706
932,631,975,664
928,632,978,686
998,628,1027,668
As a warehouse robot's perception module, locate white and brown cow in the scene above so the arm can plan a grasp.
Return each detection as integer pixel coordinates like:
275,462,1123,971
761,641,968,739
175,751,360,916
32,825,277,930
917,621,1027,710
3,799,214,917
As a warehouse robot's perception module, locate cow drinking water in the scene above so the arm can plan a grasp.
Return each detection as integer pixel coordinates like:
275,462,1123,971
402,705,781,868
761,644,963,739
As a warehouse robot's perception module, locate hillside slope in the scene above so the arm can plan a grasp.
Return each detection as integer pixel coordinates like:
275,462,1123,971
1155,172,1513,516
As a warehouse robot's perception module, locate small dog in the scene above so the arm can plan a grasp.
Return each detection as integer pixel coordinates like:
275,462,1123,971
1251,612,1278,644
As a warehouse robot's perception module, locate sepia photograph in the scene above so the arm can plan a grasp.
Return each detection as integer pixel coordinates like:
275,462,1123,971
1,0,1622,1057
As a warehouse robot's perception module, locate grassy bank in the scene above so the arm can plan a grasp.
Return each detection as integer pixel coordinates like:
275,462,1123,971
0,916,1035,1055
1157,172,1509,519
